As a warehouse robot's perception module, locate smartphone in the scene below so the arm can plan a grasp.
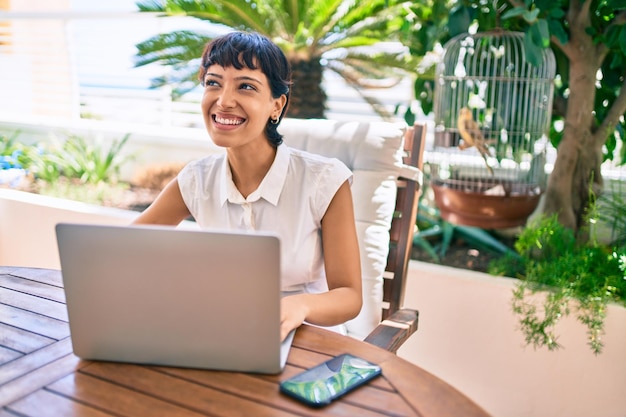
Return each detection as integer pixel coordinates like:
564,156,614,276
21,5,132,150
279,353,382,407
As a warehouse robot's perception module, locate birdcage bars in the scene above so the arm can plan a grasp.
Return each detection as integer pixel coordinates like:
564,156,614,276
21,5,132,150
430,30,556,228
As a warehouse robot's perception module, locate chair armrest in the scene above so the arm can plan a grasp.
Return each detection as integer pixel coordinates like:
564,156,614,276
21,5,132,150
363,309,419,353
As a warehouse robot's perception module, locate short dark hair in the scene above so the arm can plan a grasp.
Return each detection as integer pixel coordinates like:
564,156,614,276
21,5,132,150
198,31,292,146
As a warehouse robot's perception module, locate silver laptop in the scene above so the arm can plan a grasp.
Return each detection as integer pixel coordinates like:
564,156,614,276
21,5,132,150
55,222,294,374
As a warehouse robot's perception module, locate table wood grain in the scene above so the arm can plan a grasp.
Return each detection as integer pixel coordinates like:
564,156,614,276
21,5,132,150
0,266,491,416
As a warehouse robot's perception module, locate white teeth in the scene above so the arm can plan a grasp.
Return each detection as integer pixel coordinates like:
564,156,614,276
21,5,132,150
215,115,243,125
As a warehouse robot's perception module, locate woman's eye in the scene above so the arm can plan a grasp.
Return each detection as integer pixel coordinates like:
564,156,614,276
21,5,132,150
240,83,256,91
205,79,219,87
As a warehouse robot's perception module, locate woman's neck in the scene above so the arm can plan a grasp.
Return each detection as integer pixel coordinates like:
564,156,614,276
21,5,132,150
227,141,277,199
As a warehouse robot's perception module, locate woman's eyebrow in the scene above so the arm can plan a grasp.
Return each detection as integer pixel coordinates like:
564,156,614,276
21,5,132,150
204,73,262,85
235,75,263,84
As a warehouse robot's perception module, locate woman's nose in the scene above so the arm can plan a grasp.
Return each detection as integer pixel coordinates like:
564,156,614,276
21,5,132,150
217,88,236,109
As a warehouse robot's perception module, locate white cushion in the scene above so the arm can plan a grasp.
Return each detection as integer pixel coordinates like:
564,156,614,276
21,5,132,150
280,118,406,339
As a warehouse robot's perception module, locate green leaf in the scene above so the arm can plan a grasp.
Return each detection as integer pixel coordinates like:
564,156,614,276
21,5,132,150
404,106,416,125
605,25,622,48
610,52,624,70
527,20,550,50
413,78,434,114
607,0,626,10
524,29,543,67
605,132,617,155
522,8,540,23
549,8,565,18
620,26,626,55
620,122,626,164
548,18,568,45
585,26,598,38
535,19,551,47
501,6,527,20
448,6,471,37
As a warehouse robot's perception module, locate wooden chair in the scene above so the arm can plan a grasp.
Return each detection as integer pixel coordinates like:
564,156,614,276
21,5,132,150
279,119,426,353
364,122,426,353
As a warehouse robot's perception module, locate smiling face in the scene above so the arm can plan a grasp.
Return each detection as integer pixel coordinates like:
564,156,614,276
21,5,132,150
201,64,286,150
197,32,292,149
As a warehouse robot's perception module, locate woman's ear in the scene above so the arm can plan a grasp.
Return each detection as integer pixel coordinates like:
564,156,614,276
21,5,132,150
273,94,287,118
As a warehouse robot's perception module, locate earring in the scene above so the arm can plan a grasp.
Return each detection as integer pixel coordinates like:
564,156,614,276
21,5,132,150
270,117,279,125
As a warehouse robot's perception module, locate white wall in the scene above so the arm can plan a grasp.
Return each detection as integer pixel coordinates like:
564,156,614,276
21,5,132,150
0,189,138,269
398,261,626,417
0,189,200,269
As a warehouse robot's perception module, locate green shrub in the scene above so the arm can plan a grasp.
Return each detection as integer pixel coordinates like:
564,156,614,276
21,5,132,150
3,131,133,186
34,178,130,206
28,146,64,183
32,133,132,185
489,199,626,354
2,131,135,207
0,132,36,170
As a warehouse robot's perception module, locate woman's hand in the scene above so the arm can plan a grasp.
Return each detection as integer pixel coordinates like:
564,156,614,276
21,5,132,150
280,294,310,341
279,286,362,341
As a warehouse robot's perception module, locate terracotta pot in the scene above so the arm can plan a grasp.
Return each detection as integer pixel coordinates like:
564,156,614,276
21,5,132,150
431,179,542,229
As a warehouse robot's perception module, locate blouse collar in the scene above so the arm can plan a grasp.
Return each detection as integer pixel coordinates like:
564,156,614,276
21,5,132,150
219,144,290,206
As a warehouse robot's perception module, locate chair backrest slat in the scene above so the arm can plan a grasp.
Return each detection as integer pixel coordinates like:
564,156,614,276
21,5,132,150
382,123,426,319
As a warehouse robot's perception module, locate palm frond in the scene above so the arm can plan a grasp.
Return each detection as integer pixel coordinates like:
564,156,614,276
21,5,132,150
210,0,275,34
136,0,167,13
328,65,398,120
315,2,409,53
155,0,277,35
147,64,202,97
340,59,405,85
305,0,345,40
335,0,407,30
320,36,380,51
134,0,419,117
339,3,409,38
341,49,422,73
252,0,288,37
280,0,307,34
135,30,213,67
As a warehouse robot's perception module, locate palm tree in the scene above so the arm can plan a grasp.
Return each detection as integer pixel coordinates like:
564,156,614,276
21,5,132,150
134,0,417,119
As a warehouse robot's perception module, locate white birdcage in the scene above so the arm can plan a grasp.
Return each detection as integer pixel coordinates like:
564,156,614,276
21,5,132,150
430,30,556,228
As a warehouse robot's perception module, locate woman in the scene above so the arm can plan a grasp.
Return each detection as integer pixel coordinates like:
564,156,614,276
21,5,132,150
133,31,362,341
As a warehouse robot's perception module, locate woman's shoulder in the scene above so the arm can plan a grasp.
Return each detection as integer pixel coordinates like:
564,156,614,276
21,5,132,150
285,146,348,170
182,152,226,171
178,153,226,186
283,146,352,188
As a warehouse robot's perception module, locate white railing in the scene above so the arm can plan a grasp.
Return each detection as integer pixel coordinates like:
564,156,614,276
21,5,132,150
0,9,411,129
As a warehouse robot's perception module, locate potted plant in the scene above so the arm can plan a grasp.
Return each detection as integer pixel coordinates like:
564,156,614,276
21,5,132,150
488,187,626,354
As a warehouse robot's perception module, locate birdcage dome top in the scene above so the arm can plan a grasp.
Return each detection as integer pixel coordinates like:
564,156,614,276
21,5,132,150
432,29,556,138
438,30,556,81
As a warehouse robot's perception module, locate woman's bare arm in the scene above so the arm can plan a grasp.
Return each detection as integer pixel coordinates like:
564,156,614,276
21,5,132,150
132,178,191,226
280,180,362,340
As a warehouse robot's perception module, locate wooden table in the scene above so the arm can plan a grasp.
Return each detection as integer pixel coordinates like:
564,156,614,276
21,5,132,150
0,266,490,417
